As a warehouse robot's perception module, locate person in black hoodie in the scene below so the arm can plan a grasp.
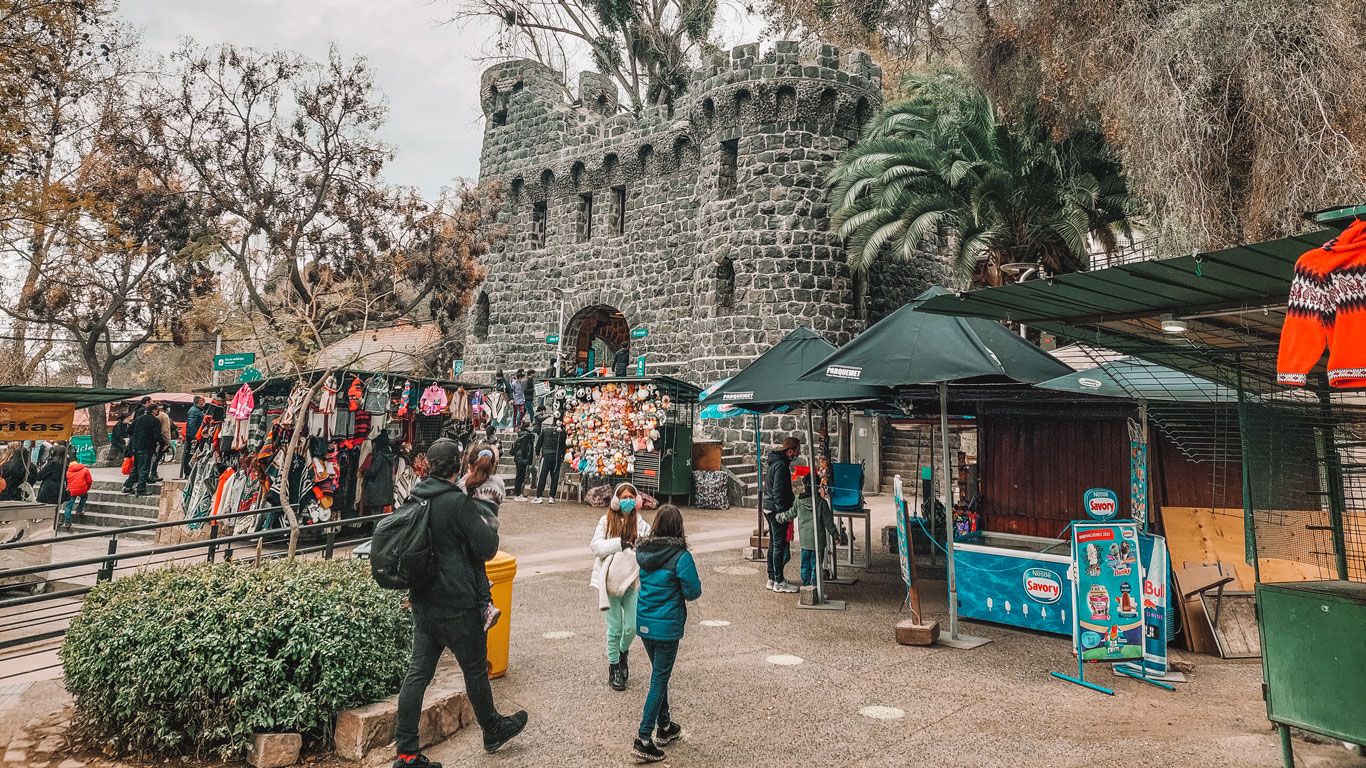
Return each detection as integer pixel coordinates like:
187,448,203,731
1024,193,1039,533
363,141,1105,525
530,416,565,504
510,420,536,501
762,437,802,593
121,404,162,496
392,439,528,767
0,442,31,501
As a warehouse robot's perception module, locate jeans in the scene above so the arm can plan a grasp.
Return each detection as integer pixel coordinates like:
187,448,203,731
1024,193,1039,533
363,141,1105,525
122,450,153,494
637,638,678,740
180,440,195,478
764,512,792,583
513,462,531,496
604,586,639,664
396,613,500,752
513,403,525,428
63,495,87,524
801,548,817,586
535,456,560,498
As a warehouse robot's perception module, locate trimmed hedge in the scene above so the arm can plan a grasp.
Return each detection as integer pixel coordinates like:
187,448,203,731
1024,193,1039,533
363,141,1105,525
61,559,411,759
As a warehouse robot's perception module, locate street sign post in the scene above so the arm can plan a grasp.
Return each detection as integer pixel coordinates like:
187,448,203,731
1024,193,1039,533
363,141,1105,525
631,327,649,340
636,355,646,376
452,359,465,377
213,353,256,372
545,334,560,345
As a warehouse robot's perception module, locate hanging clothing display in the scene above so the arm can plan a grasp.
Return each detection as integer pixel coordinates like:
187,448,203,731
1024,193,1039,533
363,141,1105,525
396,380,414,417
364,374,391,413
420,383,449,416
485,391,512,430
347,377,364,411
1277,218,1366,387
447,386,470,420
560,381,670,477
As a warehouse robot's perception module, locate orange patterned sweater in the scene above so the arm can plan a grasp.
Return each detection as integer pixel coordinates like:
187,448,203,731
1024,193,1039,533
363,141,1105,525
1277,219,1366,388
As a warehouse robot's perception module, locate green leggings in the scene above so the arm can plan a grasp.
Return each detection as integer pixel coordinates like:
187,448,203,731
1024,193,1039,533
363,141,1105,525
604,586,639,664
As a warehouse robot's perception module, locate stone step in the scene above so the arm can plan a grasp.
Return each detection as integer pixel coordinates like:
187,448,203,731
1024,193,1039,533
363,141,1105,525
83,498,160,519
68,508,159,532
85,489,161,510
68,522,155,540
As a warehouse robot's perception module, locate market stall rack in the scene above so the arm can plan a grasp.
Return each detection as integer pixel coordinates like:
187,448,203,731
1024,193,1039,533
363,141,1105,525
546,376,700,500
918,209,1366,764
191,369,491,533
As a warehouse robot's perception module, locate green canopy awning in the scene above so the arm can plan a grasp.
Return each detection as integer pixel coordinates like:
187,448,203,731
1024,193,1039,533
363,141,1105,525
0,385,151,409
799,287,1073,387
698,327,887,409
1036,357,1244,403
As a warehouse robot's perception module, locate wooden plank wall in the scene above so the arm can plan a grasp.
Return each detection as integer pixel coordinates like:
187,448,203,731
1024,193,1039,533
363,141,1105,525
977,414,1245,537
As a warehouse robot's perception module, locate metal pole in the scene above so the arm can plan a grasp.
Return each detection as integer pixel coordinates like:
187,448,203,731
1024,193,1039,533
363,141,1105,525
213,331,222,387
1139,401,1151,533
1315,382,1350,581
1235,356,1260,584
940,382,959,640
98,538,118,582
755,413,765,557
806,403,824,602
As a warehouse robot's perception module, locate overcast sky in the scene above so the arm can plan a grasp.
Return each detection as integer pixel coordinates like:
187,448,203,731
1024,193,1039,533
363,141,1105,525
119,0,767,200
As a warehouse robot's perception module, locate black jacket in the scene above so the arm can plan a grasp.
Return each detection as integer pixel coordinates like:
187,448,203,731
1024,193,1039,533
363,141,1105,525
185,405,205,445
362,450,396,507
129,412,161,453
110,420,130,453
613,347,629,377
763,449,795,513
512,431,535,465
535,423,565,457
0,455,29,501
408,478,500,621
35,459,65,504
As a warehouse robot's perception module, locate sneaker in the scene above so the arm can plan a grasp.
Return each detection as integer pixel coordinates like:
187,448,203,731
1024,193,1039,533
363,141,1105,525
392,755,442,768
631,738,666,763
773,581,799,593
654,722,682,746
609,662,626,691
515,495,528,502
765,579,775,591
483,710,528,754
619,649,629,682
483,603,502,632
530,497,545,504
547,497,558,505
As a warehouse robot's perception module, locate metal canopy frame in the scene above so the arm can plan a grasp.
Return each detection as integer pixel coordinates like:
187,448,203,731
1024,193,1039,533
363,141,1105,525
0,386,153,409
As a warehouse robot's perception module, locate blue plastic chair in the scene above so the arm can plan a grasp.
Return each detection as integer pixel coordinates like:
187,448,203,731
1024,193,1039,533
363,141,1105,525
830,462,864,512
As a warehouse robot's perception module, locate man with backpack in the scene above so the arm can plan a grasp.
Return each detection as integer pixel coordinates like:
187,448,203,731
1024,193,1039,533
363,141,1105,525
389,439,528,765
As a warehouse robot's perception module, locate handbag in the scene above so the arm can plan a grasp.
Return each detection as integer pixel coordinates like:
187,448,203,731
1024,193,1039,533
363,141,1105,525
603,550,640,597
121,456,135,475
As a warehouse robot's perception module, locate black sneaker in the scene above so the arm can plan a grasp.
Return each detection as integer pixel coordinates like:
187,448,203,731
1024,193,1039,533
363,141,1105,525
483,710,528,754
631,738,666,763
609,663,626,691
655,721,682,746
392,756,441,768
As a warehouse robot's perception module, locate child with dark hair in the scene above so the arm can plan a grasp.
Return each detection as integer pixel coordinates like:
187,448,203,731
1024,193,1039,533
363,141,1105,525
459,440,505,632
630,505,702,762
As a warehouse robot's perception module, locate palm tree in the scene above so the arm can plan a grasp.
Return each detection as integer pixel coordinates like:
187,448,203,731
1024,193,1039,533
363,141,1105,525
828,70,1139,286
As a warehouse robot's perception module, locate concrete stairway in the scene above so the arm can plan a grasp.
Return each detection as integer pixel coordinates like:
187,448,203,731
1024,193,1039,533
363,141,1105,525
721,451,760,508
879,426,931,494
68,480,160,539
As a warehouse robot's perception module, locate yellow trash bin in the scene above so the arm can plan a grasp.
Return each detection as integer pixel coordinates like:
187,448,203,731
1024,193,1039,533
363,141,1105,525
484,551,517,679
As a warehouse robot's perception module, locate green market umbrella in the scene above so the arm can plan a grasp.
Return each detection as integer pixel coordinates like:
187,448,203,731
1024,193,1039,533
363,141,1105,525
800,287,1073,645
699,327,888,410
1037,357,1244,403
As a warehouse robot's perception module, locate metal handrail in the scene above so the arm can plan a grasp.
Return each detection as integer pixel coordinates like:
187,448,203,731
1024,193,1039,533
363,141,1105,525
0,513,385,581
0,505,290,551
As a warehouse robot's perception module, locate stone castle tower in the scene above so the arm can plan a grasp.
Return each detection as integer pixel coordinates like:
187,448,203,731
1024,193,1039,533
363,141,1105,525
464,41,938,445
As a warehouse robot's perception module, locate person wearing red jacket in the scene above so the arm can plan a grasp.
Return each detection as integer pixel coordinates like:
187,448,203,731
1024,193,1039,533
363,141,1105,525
62,460,93,532
1277,219,1366,388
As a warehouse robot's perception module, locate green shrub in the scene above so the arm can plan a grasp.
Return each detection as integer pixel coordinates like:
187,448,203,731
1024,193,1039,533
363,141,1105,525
61,559,411,759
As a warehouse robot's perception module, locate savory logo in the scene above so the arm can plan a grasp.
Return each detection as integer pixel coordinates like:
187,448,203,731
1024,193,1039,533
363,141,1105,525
1023,567,1062,604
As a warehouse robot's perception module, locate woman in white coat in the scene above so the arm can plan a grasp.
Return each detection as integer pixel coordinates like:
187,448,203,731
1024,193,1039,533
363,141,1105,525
590,482,652,692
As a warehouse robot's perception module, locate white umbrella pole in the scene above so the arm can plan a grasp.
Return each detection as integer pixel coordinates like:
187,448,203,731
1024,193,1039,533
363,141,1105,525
940,381,958,640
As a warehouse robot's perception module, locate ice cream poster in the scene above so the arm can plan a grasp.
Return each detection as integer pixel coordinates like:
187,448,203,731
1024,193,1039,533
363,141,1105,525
1071,522,1144,661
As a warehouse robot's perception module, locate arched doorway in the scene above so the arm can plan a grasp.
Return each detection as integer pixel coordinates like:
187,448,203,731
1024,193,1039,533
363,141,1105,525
564,305,629,374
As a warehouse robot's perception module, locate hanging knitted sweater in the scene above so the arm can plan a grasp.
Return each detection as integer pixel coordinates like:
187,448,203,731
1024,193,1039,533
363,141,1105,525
1277,220,1366,388
420,383,449,416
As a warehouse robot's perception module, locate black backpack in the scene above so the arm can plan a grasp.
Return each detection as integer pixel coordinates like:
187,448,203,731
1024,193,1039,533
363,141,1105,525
370,496,436,590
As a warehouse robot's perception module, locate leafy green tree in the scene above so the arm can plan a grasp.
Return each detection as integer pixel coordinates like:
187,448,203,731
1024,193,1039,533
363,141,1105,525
828,70,1137,286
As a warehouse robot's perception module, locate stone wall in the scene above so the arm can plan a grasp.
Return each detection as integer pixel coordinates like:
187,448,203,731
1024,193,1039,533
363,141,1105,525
465,41,944,452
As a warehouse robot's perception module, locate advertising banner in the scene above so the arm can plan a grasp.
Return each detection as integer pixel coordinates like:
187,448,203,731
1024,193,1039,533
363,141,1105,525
893,474,911,588
1071,521,1143,662
1129,418,1149,531
0,402,75,441
1138,533,1169,673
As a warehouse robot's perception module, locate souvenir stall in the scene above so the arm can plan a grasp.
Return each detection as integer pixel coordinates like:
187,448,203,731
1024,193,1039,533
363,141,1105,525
547,376,700,499
187,369,488,534
917,213,1366,757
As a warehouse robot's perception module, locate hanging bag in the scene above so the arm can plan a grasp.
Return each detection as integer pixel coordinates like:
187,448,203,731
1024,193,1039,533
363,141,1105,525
121,455,135,475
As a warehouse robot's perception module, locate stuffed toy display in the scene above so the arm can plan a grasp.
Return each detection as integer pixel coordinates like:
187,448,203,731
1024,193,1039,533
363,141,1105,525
560,382,672,477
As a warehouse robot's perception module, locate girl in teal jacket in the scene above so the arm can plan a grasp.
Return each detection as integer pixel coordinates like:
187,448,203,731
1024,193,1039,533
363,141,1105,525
631,505,702,762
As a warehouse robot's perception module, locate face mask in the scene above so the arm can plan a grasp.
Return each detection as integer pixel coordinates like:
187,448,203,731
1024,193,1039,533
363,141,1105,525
618,498,636,514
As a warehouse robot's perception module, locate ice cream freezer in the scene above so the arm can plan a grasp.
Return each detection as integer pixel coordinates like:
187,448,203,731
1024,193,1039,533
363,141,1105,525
954,531,1073,636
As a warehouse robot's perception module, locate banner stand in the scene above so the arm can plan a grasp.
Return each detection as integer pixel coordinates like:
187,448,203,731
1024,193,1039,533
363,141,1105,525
1051,661,1115,696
